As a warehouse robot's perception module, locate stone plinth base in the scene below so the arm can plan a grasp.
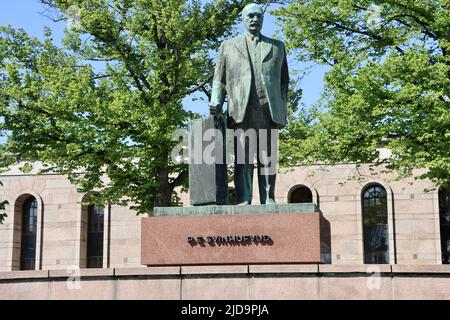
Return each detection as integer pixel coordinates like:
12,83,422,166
1,265,450,300
142,204,329,266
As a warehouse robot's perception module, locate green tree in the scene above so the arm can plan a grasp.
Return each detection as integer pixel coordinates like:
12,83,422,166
275,0,450,185
0,0,281,214
0,192,7,224
0,146,14,223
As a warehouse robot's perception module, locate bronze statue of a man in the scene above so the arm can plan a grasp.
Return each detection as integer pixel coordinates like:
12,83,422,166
209,3,289,205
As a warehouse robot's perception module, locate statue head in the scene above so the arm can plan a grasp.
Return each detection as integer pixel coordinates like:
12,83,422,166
242,3,264,35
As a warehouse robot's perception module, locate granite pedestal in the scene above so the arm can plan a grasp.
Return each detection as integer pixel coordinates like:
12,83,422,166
141,204,331,266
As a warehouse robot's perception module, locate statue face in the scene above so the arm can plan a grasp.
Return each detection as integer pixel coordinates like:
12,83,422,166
242,4,264,34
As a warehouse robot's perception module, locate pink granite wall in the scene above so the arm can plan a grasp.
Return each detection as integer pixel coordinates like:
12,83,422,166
0,265,449,300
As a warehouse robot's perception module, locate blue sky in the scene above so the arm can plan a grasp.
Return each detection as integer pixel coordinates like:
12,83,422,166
0,1,329,116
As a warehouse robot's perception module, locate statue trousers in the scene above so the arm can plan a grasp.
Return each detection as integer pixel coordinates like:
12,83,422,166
233,102,278,204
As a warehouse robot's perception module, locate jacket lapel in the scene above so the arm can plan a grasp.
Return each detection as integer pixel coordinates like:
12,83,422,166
233,34,272,62
233,36,249,60
260,35,273,62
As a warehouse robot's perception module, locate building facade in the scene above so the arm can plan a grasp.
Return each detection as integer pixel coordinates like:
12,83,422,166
0,161,449,273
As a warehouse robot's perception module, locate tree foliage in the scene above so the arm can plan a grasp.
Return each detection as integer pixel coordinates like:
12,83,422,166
0,145,13,223
0,0,281,214
275,0,450,185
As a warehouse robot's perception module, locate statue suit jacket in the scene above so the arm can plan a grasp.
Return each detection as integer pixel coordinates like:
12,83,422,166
209,34,289,128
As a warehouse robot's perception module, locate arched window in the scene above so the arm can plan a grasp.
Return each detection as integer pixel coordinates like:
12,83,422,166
86,203,104,268
438,187,450,264
20,197,38,270
362,184,389,264
289,185,313,203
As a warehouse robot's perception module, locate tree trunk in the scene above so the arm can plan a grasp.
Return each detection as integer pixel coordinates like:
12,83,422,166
154,165,171,207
